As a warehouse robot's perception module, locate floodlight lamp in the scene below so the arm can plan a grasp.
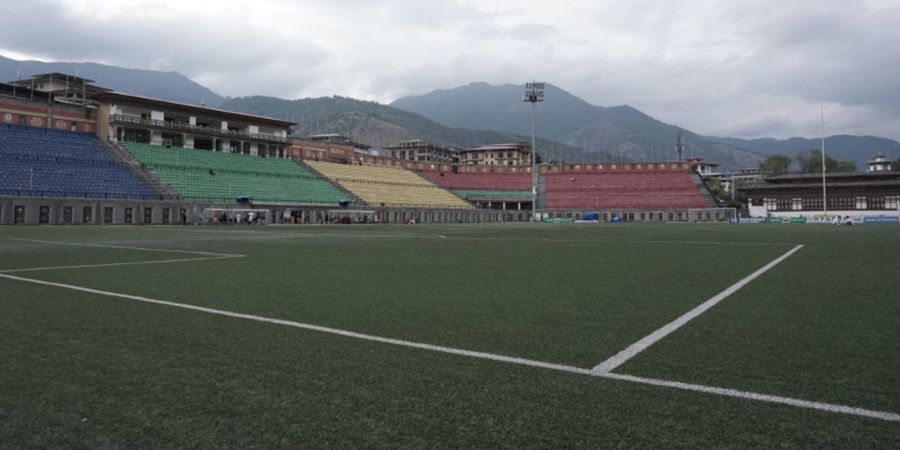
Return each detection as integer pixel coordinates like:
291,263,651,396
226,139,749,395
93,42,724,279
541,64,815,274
523,81,545,103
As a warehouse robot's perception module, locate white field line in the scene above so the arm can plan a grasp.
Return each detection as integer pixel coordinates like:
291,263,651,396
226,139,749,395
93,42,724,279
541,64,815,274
592,244,805,374
0,255,243,274
599,373,900,422
2,238,240,257
92,225,790,246
2,271,899,423
441,236,793,246
0,272,591,376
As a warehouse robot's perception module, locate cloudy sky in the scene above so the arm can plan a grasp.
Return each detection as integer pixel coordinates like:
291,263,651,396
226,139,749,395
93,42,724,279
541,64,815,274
2,0,899,140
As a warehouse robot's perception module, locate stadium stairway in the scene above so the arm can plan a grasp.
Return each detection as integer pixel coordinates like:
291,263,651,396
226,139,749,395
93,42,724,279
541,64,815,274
295,159,361,205
305,160,473,209
691,171,721,208
103,140,180,199
409,170,472,206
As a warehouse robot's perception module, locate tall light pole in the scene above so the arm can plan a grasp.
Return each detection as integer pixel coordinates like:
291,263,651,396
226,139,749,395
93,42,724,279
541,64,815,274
524,81,544,222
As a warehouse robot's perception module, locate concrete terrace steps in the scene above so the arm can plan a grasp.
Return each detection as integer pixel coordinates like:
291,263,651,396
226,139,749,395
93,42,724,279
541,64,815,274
294,159,362,206
305,160,473,209
408,169,472,207
691,171,721,208
120,142,347,205
102,140,180,200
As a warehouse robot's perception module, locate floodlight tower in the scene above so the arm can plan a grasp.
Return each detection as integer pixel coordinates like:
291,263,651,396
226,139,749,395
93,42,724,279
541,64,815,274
523,81,544,222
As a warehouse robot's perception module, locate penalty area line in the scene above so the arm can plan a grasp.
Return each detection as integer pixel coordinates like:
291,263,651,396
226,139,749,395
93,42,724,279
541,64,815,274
1,270,898,423
592,244,805,374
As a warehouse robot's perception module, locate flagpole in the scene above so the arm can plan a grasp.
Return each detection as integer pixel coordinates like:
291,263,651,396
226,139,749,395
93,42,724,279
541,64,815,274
821,102,827,216
13,67,20,98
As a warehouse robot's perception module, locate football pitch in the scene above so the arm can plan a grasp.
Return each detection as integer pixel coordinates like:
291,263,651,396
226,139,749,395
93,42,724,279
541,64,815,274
1,223,898,447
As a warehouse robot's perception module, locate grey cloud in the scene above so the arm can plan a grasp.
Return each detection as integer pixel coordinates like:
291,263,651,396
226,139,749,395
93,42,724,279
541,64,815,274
1,0,899,141
0,0,329,97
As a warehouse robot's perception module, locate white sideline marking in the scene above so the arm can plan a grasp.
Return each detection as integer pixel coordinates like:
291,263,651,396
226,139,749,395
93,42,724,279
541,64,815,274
442,236,793,246
592,244,805,374
2,238,239,257
599,373,900,422
0,273,591,376
0,255,243,274
2,270,899,423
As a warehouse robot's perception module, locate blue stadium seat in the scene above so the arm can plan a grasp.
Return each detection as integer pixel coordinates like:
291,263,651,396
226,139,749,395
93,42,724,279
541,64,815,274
0,123,155,199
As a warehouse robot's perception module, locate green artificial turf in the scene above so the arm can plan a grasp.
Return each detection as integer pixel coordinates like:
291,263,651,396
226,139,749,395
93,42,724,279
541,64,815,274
1,223,898,447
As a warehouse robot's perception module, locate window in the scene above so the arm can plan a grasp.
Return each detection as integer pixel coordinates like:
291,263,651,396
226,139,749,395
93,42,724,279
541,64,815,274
764,198,777,211
829,197,854,211
104,207,114,224
124,207,133,224
162,208,170,224
804,197,822,211
144,207,153,224
855,197,867,210
39,205,50,224
792,198,803,211
886,196,898,210
868,197,884,210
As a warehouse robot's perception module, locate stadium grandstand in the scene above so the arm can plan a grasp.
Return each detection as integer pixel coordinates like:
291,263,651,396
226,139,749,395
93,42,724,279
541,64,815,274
540,162,721,221
416,167,532,211
305,160,473,210
0,123,154,200
1,72,736,225
121,142,347,205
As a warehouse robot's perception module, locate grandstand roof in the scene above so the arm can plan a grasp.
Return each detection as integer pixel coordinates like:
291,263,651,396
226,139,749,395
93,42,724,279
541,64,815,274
9,72,97,86
94,91,295,128
460,142,531,153
760,171,900,182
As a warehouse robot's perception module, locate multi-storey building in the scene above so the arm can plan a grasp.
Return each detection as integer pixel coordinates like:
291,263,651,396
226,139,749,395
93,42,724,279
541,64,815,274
459,142,532,166
96,91,293,158
385,139,457,163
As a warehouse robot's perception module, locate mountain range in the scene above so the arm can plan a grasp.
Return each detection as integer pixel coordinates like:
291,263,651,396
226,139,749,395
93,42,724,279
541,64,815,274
218,95,598,163
703,135,900,169
0,55,225,106
391,83,899,170
2,55,897,171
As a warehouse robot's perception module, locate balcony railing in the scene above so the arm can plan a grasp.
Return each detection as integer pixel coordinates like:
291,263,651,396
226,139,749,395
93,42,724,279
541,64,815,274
110,114,287,143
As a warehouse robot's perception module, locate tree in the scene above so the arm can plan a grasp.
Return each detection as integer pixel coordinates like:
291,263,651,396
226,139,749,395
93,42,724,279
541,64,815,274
759,154,792,176
795,150,857,173
706,177,724,197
